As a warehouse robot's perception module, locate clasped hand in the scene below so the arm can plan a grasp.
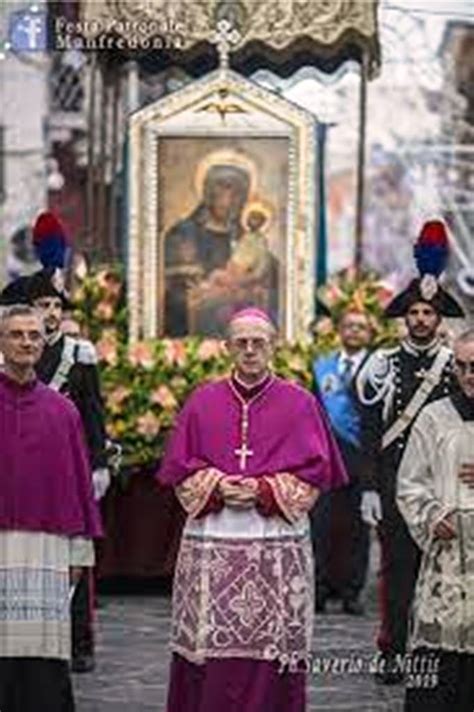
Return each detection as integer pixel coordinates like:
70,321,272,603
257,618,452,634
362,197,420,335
219,475,258,509
433,513,457,541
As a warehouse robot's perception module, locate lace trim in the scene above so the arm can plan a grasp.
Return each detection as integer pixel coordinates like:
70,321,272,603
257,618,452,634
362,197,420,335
269,473,319,523
171,533,314,663
175,468,224,518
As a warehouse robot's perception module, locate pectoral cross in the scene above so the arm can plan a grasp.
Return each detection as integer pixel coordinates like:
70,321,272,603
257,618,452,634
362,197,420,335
235,443,254,471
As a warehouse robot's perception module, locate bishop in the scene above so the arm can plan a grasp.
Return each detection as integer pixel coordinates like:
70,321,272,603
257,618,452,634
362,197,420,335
157,307,348,712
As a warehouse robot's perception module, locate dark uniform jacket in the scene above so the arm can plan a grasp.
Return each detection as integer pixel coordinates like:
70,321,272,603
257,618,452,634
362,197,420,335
355,339,455,507
35,334,107,470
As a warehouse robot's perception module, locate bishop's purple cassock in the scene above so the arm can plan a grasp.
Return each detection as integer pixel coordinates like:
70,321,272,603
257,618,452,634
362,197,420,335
157,372,348,712
0,372,101,666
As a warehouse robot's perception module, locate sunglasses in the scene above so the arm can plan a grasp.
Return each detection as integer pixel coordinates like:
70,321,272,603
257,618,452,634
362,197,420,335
454,359,474,375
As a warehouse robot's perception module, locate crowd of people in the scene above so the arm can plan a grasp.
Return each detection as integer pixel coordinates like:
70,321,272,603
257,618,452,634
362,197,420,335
0,212,472,712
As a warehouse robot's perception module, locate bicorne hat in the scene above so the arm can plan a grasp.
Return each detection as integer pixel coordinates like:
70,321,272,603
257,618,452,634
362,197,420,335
384,220,464,318
0,212,72,309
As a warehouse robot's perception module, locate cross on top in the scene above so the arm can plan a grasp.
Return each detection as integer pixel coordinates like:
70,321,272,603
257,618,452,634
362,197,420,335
210,19,241,69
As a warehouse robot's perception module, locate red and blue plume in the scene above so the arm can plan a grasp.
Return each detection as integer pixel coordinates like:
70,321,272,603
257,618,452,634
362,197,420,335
414,220,449,277
32,212,70,268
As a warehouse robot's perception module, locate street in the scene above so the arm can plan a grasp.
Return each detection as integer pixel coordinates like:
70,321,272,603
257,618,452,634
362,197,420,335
74,590,404,711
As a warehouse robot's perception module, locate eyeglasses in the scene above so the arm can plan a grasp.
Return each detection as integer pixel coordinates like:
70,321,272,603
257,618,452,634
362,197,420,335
342,323,370,332
4,330,44,343
230,337,271,351
454,359,474,375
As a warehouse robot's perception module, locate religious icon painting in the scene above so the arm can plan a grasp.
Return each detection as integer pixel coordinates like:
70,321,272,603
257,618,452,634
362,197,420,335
159,137,288,336
127,66,317,341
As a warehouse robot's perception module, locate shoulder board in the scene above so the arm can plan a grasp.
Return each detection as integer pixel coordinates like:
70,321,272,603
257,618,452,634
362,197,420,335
74,338,98,365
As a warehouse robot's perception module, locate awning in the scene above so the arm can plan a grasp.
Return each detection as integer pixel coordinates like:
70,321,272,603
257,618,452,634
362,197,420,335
76,0,380,78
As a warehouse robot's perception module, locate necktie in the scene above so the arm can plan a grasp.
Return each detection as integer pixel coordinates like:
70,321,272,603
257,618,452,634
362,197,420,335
340,356,353,384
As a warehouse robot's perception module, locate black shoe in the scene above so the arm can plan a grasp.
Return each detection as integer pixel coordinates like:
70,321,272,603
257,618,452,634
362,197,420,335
72,654,95,673
315,585,330,613
342,599,365,616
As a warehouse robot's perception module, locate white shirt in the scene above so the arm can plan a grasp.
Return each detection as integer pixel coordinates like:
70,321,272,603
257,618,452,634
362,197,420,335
338,348,367,378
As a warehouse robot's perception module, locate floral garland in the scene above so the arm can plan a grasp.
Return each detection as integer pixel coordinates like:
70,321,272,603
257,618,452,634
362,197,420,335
72,266,396,469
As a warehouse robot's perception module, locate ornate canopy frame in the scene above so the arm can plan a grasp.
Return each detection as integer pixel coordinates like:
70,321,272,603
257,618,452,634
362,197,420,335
79,1,380,78
72,2,381,315
128,62,316,341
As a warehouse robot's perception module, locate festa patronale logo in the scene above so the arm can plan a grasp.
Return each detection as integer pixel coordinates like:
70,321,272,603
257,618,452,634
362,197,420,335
8,6,47,52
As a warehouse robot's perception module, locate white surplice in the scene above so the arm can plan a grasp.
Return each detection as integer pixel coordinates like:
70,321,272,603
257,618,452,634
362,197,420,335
0,532,94,659
396,397,474,653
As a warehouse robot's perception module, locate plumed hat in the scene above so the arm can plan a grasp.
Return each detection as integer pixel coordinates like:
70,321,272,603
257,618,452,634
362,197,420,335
32,211,69,269
384,220,464,318
29,211,72,307
0,212,72,309
26,267,72,309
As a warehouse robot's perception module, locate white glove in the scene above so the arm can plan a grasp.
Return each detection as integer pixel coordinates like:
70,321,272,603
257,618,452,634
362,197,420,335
93,468,111,500
360,490,382,526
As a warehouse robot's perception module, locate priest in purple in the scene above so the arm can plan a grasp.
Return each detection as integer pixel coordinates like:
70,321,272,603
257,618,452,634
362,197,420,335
158,308,348,712
0,305,102,712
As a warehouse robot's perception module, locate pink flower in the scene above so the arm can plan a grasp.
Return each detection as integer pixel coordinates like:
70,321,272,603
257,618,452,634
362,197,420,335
128,342,155,369
287,355,306,372
96,330,119,366
151,385,178,410
96,301,114,321
96,269,122,298
375,281,395,308
324,283,344,305
162,339,187,367
96,269,111,289
136,412,161,437
107,386,131,411
197,339,223,361
315,317,334,336
344,265,357,282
